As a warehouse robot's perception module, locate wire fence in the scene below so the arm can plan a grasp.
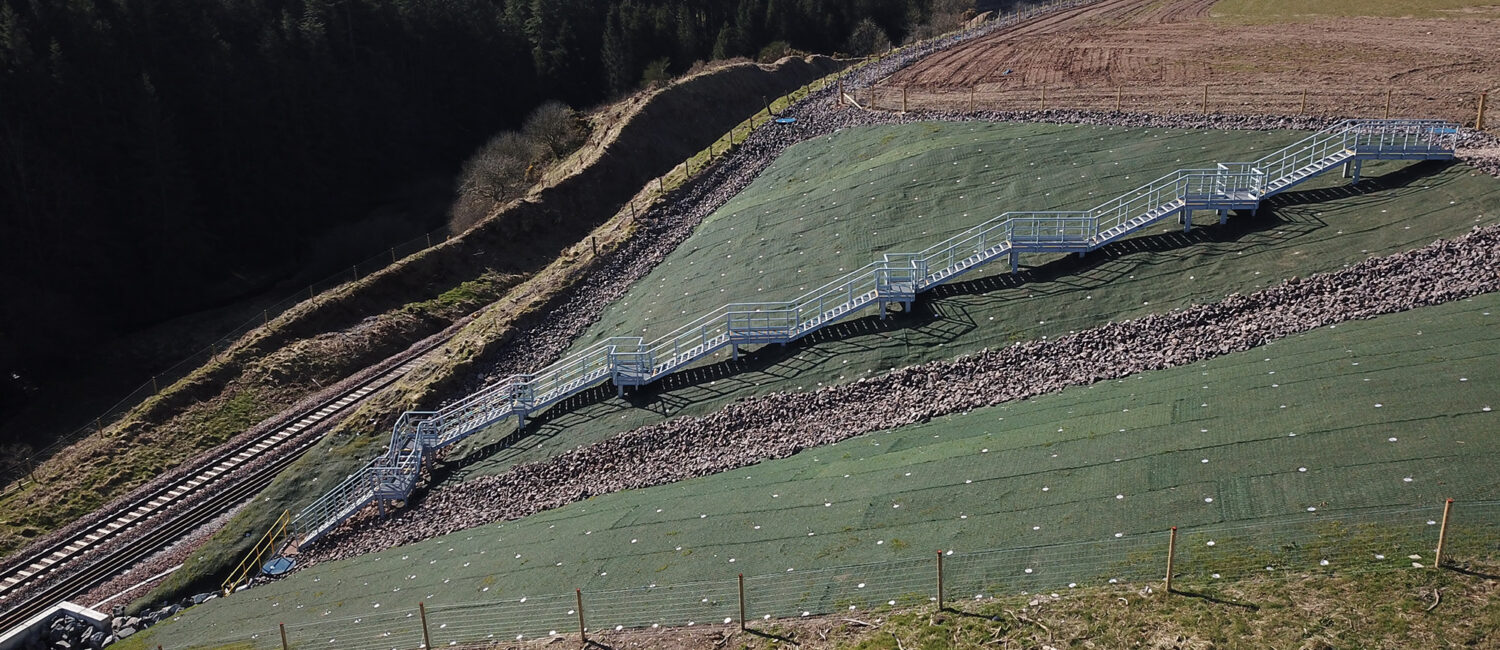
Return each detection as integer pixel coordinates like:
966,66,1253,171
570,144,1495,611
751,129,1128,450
206,499,1497,650
0,225,453,498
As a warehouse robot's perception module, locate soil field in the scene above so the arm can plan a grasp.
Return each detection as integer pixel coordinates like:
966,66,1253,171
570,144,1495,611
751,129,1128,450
127,291,1500,649
884,0,1500,124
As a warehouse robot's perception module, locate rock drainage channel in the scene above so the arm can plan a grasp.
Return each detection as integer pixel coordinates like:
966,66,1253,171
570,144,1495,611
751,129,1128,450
304,222,1500,565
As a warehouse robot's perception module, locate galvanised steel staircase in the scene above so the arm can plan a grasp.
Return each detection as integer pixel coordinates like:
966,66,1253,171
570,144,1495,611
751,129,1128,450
290,119,1458,547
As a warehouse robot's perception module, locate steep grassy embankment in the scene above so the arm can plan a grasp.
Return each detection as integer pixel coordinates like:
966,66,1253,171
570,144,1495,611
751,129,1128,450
436,121,1500,484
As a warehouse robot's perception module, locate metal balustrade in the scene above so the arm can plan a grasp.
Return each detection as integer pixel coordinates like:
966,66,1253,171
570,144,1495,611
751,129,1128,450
290,119,1457,547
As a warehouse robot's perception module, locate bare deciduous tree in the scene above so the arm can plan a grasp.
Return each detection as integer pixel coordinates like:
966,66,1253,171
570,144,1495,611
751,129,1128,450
522,100,583,160
457,132,537,204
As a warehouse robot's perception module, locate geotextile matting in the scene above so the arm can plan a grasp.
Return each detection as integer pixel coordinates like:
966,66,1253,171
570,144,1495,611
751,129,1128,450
438,121,1500,483
129,121,1500,648
137,287,1500,649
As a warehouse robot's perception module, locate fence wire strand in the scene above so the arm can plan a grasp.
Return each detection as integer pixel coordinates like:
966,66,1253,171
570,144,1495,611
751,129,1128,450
235,501,1500,649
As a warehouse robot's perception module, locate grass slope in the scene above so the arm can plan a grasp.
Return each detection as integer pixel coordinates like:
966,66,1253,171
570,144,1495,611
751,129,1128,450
130,286,1500,648
437,121,1500,486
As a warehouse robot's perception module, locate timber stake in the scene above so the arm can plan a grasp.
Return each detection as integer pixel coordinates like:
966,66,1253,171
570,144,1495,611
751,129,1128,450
936,550,945,611
1165,526,1178,593
1435,498,1454,568
577,589,587,645
419,602,432,650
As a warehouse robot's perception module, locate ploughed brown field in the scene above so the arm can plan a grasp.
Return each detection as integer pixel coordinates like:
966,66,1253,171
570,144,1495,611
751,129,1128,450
884,0,1500,124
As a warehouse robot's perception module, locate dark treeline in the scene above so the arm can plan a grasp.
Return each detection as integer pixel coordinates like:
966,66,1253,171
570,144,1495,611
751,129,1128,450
0,0,926,429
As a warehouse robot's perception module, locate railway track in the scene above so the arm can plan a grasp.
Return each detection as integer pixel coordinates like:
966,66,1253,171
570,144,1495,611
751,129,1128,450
0,354,428,634
0,435,311,633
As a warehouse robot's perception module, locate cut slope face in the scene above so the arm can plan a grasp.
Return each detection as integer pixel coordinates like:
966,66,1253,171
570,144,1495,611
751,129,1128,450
133,289,1500,648
436,121,1500,484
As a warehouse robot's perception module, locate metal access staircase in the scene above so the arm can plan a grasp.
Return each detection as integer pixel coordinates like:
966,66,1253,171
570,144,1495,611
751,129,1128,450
290,119,1458,547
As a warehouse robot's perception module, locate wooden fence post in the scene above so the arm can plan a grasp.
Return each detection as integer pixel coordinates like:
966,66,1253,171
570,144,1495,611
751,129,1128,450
279,623,289,650
418,602,432,650
576,589,587,645
1202,84,1209,115
1434,498,1455,568
1115,86,1122,112
1478,91,1488,130
1164,526,1178,593
1040,85,1047,111
935,551,945,611
1384,88,1393,119
737,573,746,632
1299,88,1307,116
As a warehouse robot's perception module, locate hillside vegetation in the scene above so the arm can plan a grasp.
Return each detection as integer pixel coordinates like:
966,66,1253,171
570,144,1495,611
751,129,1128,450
90,57,847,606
0,0,927,449
0,56,843,564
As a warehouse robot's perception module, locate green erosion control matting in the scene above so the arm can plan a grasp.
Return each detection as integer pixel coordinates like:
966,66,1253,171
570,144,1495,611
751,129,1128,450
139,288,1500,648
441,121,1500,482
